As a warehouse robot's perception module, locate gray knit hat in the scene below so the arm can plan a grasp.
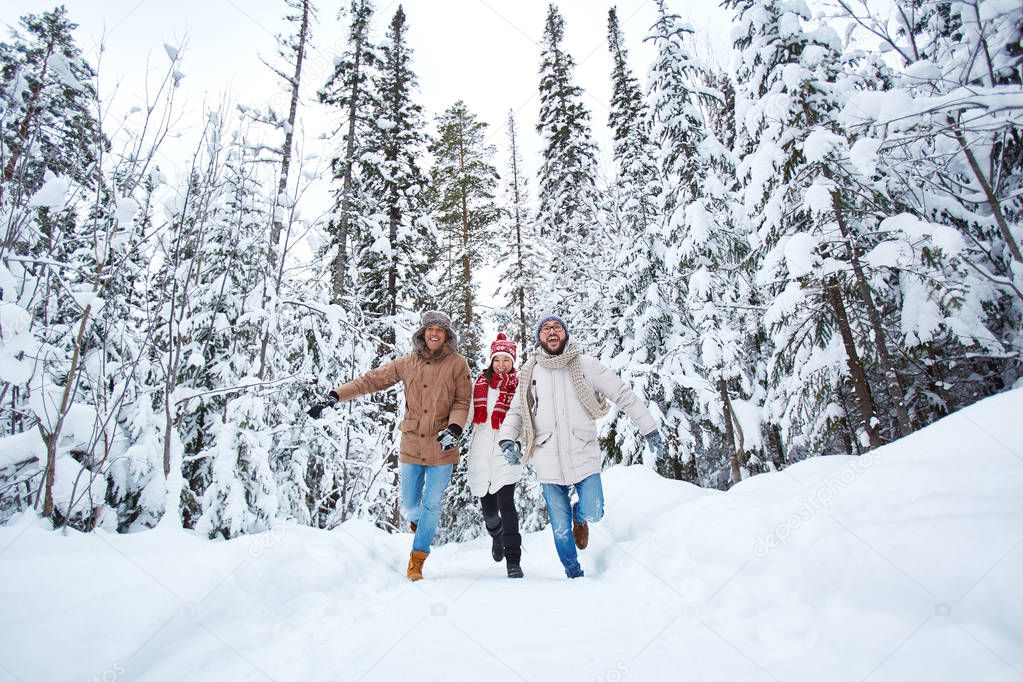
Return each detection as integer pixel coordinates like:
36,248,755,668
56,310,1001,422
414,310,458,349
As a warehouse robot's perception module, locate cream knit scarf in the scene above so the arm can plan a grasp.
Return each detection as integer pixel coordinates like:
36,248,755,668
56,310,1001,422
517,340,609,462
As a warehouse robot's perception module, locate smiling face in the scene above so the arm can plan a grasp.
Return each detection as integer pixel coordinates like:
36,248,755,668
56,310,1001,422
539,321,566,354
491,355,513,375
424,324,447,352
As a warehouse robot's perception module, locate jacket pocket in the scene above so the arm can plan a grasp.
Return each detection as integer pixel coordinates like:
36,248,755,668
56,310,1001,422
399,415,419,433
571,426,601,474
571,426,597,445
532,432,559,480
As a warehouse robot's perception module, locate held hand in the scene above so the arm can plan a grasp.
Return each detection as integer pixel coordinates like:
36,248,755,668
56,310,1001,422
437,424,463,451
307,391,339,419
644,430,665,460
500,440,522,465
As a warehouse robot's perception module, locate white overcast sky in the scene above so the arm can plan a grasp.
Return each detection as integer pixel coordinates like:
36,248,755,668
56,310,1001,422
6,0,734,185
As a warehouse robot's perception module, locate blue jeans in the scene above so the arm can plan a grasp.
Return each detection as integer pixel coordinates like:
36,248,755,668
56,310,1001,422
541,473,604,578
401,463,453,553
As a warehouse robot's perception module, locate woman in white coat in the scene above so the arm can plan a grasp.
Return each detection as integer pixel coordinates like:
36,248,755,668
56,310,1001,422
467,333,524,578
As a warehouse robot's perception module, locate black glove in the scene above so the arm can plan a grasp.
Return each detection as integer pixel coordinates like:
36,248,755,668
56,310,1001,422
437,424,463,450
307,391,339,419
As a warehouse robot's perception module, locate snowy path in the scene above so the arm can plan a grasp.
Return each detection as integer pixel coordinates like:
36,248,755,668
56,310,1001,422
2,389,1022,681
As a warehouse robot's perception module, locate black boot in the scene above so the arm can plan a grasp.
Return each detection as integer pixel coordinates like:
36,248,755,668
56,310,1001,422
487,522,504,562
506,559,524,578
504,533,523,578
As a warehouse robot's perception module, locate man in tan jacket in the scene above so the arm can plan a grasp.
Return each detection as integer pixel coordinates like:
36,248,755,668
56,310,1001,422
307,310,472,581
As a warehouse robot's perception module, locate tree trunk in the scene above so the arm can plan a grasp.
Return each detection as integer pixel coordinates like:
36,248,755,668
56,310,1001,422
331,13,369,304
768,423,786,470
719,379,742,484
259,0,311,379
953,125,1023,265
507,114,528,357
41,302,93,519
826,278,882,450
827,181,913,438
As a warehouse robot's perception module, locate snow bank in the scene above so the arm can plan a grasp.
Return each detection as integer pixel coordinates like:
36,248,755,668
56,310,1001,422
1,390,1021,681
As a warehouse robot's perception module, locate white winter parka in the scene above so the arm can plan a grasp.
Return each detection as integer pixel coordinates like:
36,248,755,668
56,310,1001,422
466,384,523,497
498,352,657,485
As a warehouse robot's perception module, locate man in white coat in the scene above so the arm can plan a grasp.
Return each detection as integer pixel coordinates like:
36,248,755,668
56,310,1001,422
498,313,664,578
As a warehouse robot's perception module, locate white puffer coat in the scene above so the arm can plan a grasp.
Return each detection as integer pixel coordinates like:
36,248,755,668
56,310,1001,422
467,385,523,497
498,353,657,485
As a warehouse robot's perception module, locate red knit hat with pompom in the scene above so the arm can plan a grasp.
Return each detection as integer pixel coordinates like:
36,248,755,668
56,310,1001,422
489,332,517,365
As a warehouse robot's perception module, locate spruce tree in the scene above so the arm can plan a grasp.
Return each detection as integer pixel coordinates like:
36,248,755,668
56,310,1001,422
535,3,603,331
356,4,433,528
726,0,888,455
598,6,673,469
319,0,381,304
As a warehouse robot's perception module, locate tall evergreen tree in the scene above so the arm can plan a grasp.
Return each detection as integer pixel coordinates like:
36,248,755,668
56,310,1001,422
726,0,889,455
354,4,433,528
495,110,545,360
598,6,673,470
427,101,501,372
359,5,432,337
319,0,381,305
535,3,603,331
0,7,102,203
255,0,316,380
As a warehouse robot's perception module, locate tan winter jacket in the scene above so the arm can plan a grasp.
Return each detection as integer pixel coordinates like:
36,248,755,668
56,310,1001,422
498,353,656,485
333,345,472,466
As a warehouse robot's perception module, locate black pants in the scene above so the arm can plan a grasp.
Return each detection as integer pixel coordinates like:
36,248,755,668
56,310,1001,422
480,483,521,563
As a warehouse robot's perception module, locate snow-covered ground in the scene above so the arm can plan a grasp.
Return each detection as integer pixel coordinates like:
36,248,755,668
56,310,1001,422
2,389,1022,682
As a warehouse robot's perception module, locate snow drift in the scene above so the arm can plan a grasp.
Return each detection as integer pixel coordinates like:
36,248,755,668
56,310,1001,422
1,389,1021,681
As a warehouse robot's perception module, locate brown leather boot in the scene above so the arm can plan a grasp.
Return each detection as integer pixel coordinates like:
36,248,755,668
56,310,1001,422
407,550,428,581
572,520,589,550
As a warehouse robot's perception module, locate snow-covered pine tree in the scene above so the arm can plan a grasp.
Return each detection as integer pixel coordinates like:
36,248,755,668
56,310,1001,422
426,100,502,542
535,3,605,334
427,101,501,372
652,4,779,485
832,0,1023,424
319,0,381,305
183,118,281,539
0,7,102,203
354,4,433,529
493,110,545,360
598,5,675,470
726,0,893,456
361,5,433,332
308,0,401,529
254,0,316,381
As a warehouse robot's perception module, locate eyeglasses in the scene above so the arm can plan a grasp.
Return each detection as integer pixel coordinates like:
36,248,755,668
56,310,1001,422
540,323,564,334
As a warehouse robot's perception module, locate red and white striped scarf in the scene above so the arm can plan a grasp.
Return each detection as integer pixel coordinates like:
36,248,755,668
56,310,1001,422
472,371,519,430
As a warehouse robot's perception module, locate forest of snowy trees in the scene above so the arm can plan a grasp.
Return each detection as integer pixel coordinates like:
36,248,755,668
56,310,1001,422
1,0,1020,542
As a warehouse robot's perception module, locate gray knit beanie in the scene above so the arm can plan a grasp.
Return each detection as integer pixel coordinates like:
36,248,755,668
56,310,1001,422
416,310,458,347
